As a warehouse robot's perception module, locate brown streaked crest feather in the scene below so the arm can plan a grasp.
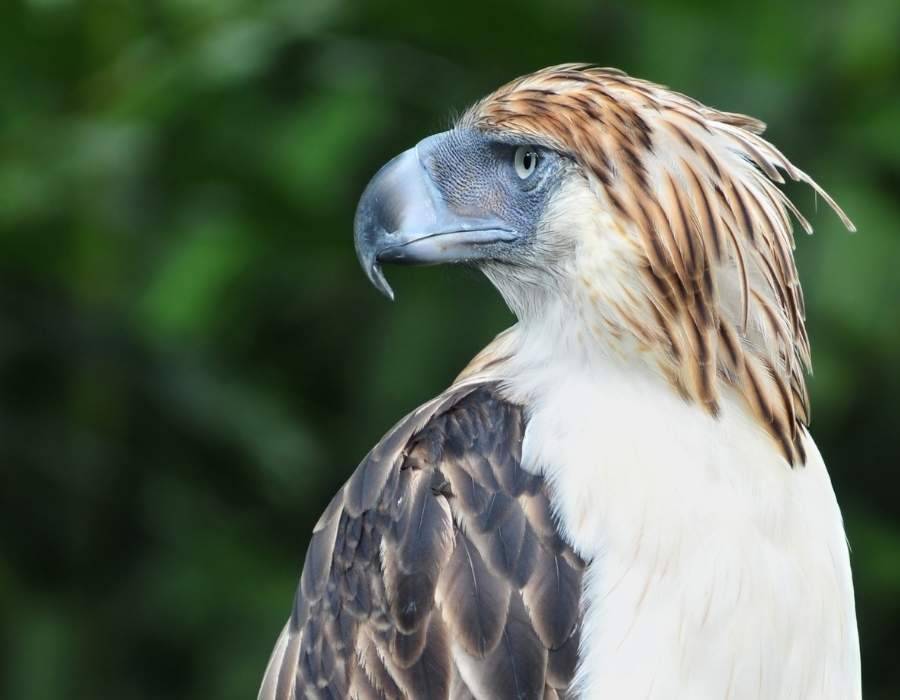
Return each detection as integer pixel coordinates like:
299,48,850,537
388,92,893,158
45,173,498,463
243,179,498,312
258,384,584,700
463,64,854,464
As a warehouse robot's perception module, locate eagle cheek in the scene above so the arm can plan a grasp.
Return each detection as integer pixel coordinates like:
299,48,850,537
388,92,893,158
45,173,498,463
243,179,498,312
497,173,646,336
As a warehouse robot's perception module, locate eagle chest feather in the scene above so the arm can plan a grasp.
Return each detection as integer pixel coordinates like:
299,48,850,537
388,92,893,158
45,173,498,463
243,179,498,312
259,383,585,700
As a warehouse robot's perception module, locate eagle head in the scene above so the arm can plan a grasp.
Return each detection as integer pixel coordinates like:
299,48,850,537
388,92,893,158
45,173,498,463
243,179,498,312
353,64,854,465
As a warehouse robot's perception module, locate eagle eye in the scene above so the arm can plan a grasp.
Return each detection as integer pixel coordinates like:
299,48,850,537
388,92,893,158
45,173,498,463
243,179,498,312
514,145,539,180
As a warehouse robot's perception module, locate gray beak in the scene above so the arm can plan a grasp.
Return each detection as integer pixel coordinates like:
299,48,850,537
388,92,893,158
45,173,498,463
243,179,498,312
353,136,517,300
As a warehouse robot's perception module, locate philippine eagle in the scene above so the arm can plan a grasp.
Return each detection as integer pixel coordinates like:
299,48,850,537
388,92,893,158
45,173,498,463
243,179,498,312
258,65,860,699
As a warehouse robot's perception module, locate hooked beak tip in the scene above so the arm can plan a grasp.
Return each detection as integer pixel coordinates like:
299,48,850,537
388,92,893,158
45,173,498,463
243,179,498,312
366,261,395,301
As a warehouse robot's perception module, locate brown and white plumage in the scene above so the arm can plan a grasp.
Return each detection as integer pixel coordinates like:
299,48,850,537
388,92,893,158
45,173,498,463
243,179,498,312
260,65,860,699
463,64,854,464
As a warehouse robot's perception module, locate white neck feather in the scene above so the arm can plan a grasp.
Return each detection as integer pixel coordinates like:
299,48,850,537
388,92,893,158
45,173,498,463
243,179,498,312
486,314,861,700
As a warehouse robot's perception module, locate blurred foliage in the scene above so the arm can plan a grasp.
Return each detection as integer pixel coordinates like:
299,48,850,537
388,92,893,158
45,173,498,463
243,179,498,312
1,0,898,698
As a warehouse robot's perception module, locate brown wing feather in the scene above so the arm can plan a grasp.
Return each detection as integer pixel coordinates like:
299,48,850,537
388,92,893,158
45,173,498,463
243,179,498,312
258,383,585,700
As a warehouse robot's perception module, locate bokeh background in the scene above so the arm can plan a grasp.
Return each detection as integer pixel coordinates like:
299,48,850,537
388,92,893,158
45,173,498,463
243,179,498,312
2,0,898,697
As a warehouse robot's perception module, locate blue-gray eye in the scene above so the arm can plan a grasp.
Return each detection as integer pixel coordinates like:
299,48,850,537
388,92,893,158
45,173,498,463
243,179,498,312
514,145,539,179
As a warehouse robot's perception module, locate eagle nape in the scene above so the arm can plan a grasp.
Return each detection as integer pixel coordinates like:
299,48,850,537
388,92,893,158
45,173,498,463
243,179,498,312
353,133,520,300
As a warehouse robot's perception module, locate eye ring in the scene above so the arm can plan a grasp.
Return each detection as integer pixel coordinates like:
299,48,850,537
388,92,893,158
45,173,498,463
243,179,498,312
514,145,539,180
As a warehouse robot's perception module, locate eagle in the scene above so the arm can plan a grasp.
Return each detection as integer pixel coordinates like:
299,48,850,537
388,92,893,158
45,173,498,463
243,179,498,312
258,65,861,699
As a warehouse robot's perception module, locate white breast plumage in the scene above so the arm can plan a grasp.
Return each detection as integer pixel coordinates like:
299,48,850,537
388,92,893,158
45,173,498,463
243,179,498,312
504,327,861,699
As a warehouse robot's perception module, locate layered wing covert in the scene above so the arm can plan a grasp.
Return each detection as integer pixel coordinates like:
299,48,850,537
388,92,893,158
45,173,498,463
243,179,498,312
259,383,585,700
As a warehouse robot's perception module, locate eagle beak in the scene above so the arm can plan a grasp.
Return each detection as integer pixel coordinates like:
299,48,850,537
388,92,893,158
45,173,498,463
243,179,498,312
353,137,517,300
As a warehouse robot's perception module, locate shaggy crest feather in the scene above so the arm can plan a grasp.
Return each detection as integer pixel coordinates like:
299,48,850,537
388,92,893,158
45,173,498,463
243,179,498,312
461,63,854,464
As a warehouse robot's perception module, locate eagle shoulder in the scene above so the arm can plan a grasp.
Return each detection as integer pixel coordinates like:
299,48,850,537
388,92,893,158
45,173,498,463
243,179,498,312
258,382,585,700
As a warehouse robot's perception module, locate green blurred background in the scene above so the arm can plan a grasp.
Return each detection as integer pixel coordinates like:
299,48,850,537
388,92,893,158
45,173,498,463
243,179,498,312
2,0,898,697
